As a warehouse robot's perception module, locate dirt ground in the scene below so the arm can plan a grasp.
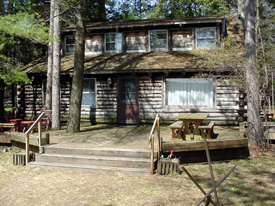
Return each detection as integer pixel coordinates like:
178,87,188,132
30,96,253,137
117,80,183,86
0,144,274,206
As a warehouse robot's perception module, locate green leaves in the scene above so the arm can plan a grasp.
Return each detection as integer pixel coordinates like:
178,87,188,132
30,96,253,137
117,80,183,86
0,12,49,44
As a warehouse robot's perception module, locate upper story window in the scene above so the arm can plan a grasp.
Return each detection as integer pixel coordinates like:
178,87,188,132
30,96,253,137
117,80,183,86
85,35,103,55
172,29,193,51
126,32,147,52
149,30,168,51
196,27,216,49
65,35,75,55
82,78,96,107
105,33,122,53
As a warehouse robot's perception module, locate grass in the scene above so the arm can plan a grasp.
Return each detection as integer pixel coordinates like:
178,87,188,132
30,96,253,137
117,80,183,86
0,147,274,206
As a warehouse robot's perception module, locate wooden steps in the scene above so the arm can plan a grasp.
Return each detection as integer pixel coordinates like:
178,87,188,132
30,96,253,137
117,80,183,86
28,146,155,175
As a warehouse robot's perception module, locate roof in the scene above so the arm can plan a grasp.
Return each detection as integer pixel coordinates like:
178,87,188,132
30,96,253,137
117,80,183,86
21,51,205,74
66,14,226,32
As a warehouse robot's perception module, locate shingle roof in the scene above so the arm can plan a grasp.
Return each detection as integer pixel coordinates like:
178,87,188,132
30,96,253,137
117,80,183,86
21,51,203,74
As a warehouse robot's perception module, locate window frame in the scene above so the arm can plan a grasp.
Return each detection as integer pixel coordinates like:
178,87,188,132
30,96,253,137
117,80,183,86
81,78,97,108
149,30,168,52
104,32,122,53
195,27,217,49
165,78,216,108
65,35,75,55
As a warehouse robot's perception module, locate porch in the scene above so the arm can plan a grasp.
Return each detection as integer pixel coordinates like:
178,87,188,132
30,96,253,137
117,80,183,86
3,121,249,165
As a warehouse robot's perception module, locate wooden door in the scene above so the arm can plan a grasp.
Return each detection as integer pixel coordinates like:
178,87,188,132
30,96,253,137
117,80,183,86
117,76,139,124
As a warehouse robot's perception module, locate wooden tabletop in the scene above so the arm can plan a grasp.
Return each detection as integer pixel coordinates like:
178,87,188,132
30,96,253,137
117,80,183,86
177,113,208,120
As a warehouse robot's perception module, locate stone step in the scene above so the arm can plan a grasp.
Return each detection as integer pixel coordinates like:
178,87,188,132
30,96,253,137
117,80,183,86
28,161,151,175
35,153,151,168
43,146,154,158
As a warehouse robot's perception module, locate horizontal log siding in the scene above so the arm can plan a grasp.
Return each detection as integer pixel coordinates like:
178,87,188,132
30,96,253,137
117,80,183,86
139,79,240,126
18,75,241,126
139,78,163,121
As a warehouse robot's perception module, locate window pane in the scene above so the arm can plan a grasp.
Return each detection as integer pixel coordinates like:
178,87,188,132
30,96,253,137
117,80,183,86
82,79,96,106
150,30,167,51
106,33,122,52
66,45,75,54
66,36,75,44
121,79,136,103
196,28,216,48
197,38,216,47
166,78,213,107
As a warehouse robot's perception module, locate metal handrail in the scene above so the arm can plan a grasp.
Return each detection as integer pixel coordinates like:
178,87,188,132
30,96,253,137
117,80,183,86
25,112,45,164
148,114,161,175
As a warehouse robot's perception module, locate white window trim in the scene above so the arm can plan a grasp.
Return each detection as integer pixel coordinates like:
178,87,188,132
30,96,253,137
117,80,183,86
164,78,216,109
149,30,168,52
104,33,122,53
82,78,97,108
65,35,75,55
195,27,216,49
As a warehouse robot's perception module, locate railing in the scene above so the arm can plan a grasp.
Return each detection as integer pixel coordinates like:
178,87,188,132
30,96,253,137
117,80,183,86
148,114,161,175
25,112,45,164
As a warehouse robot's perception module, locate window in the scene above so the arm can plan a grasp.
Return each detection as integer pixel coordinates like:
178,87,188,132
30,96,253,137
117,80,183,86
196,27,216,48
121,79,136,103
149,30,168,51
166,78,214,107
85,35,103,54
82,78,96,107
105,33,122,53
126,32,146,52
172,30,193,51
65,36,75,54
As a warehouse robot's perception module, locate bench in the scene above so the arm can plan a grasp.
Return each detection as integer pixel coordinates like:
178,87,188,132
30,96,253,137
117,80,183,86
198,121,215,139
0,123,15,132
169,121,184,140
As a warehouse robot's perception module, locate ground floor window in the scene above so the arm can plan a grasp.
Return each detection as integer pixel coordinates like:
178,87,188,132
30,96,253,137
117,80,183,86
166,78,214,107
82,78,96,107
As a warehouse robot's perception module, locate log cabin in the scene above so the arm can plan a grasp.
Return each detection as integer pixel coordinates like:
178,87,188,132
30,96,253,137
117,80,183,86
19,13,245,125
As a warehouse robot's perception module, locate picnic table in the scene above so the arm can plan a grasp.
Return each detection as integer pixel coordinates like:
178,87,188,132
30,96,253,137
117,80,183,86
21,120,35,133
177,113,209,136
9,119,22,131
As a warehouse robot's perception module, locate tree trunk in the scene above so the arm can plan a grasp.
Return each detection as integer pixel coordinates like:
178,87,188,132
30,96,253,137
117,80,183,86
52,0,61,130
67,0,87,133
239,0,264,146
98,0,106,21
45,0,55,110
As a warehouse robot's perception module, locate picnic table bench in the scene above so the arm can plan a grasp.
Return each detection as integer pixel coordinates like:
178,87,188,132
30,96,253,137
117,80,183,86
0,123,15,132
198,121,216,139
169,121,184,140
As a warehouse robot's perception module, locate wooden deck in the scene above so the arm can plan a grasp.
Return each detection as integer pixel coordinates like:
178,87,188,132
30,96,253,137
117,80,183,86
162,138,248,153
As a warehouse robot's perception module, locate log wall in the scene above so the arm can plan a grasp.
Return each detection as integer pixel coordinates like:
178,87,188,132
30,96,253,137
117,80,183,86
17,75,242,125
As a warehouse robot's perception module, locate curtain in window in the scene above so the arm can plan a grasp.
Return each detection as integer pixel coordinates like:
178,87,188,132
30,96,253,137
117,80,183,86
166,78,213,107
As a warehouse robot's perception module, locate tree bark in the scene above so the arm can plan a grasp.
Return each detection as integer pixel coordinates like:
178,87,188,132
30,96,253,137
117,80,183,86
239,0,264,146
67,0,86,133
45,0,55,110
52,0,61,129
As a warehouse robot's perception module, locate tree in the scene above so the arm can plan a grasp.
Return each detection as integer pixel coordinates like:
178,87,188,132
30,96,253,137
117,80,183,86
148,0,231,18
45,0,55,110
67,0,87,133
238,0,264,146
52,0,61,129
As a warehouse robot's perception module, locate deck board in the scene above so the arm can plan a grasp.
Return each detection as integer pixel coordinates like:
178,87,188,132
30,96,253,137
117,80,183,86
162,138,248,153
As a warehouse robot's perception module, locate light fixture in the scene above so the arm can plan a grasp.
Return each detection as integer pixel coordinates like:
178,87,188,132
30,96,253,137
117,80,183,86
107,77,112,85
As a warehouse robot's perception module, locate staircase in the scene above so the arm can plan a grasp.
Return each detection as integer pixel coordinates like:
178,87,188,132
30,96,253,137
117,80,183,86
28,145,154,175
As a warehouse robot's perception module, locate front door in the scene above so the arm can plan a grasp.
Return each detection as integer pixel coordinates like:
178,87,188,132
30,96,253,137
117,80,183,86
117,76,139,124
